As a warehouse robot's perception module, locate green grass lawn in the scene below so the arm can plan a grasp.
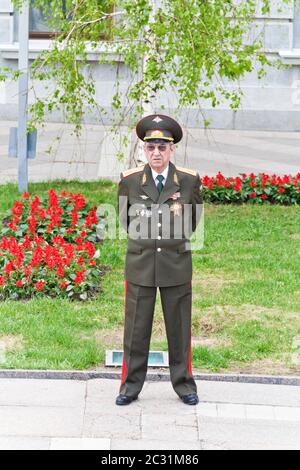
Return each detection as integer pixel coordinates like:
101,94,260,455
0,180,299,375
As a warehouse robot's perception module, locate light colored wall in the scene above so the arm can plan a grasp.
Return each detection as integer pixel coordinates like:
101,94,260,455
1,0,300,130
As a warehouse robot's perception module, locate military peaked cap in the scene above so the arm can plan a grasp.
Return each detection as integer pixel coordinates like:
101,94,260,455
136,114,183,144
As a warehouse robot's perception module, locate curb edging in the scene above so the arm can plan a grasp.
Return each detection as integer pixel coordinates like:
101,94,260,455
0,369,299,386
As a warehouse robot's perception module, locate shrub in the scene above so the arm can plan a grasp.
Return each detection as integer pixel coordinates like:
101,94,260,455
202,172,300,205
0,189,104,301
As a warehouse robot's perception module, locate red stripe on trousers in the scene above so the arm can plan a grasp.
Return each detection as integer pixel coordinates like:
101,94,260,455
188,338,193,376
188,282,193,376
121,280,128,385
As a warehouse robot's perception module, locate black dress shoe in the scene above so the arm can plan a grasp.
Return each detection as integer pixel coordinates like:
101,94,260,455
115,394,138,406
180,393,199,405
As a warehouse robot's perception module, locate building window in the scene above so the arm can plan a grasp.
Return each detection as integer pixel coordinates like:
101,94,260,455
29,1,114,40
29,2,66,39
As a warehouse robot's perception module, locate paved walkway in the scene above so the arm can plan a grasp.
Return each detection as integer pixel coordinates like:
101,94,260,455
0,378,299,450
0,121,299,183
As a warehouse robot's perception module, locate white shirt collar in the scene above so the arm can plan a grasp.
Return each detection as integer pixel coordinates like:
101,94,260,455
151,165,169,185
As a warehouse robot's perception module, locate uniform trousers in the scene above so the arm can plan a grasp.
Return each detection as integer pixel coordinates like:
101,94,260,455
120,280,197,398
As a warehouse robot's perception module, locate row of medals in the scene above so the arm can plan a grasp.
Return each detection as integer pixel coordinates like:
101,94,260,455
137,202,182,217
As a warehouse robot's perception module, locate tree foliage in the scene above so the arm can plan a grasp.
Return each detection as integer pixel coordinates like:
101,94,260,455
1,0,293,132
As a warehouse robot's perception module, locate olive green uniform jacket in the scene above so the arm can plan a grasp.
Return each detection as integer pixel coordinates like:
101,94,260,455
118,162,203,287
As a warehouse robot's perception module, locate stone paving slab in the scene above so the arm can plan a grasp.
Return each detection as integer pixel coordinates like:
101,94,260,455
196,380,300,407
49,438,110,450
141,413,199,443
0,406,84,438
0,379,86,407
83,412,142,440
0,437,111,450
0,437,51,450
197,416,300,450
197,402,300,421
110,439,203,451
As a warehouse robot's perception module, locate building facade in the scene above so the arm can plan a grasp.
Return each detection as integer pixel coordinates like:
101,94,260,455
1,0,300,130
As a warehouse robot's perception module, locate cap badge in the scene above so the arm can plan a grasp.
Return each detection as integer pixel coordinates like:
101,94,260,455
151,130,164,139
152,116,163,123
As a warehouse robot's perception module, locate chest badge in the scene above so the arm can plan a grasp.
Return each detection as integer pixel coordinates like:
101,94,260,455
170,202,182,216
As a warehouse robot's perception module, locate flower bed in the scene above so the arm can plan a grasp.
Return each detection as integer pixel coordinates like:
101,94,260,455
202,172,300,204
0,190,104,301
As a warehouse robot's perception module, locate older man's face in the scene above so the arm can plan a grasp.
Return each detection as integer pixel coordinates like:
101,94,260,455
144,142,174,173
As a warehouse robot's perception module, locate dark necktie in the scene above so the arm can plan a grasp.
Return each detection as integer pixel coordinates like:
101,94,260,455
156,175,164,194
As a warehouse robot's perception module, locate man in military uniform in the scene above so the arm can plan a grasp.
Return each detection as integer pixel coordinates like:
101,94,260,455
116,114,203,406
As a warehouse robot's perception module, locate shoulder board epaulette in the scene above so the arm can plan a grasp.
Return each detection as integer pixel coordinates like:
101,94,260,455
175,165,198,176
122,165,145,178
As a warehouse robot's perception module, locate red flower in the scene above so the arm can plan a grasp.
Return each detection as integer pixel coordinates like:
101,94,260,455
7,222,17,231
36,280,45,291
38,210,46,220
28,215,37,234
4,261,15,276
74,270,86,285
283,175,290,184
56,267,65,278
16,280,24,288
261,194,268,200
24,266,31,277
33,236,44,245
52,235,65,246
73,194,86,210
30,195,41,214
22,192,30,199
22,236,32,249
77,256,85,266
277,188,285,193
63,244,74,261
84,241,95,258
250,192,257,199
48,189,59,206
30,246,44,267
85,209,97,226
71,209,79,227
60,281,68,289
12,201,23,217
0,276,5,286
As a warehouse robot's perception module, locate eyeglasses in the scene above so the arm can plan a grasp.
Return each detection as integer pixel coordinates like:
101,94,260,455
145,144,170,152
